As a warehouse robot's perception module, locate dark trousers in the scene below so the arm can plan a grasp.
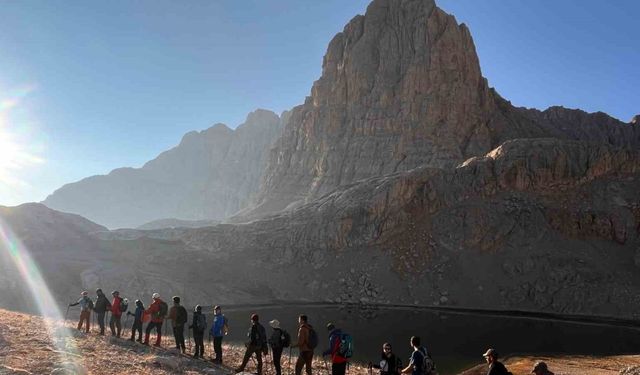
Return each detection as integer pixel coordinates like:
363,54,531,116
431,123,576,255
109,313,122,337
77,310,90,333
130,320,143,341
238,344,263,374
145,321,163,345
96,312,106,334
194,330,205,357
332,362,347,375
272,347,283,375
295,350,313,375
173,324,185,351
213,336,223,362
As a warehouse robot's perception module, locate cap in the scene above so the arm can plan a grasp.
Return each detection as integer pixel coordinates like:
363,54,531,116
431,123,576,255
173,296,180,303
96,288,103,294
482,348,497,358
111,290,119,296
195,305,202,312
326,322,335,331
81,291,89,296
214,305,221,310
532,361,548,373
251,313,259,321
152,293,160,299
269,319,280,329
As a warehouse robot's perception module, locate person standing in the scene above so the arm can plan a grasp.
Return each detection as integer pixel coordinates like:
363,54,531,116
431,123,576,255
109,290,124,337
482,348,510,375
401,336,434,375
235,313,267,375
168,296,188,353
68,291,93,333
127,299,145,342
93,288,111,336
190,305,207,359
370,342,402,375
268,319,288,375
292,314,315,375
322,323,348,375
210,305,229,364
143,293,167,347
531,361,554,375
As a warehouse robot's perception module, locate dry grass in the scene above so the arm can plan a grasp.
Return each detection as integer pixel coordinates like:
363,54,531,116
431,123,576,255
1,309,639,375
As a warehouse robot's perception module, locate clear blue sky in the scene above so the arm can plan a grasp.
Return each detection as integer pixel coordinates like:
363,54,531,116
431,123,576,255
0,0,638,206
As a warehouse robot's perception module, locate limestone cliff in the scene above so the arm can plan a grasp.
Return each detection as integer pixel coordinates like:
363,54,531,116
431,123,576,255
43,109,283,229
250,0,639,215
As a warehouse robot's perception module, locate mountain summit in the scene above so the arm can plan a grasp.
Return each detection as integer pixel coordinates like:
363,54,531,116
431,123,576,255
43,109,283,229
248,0,639,215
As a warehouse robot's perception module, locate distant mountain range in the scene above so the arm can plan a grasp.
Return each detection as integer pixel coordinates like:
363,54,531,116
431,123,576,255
43,109,285,229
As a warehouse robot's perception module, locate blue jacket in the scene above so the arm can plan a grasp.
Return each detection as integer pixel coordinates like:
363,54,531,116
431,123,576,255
210,313,227,337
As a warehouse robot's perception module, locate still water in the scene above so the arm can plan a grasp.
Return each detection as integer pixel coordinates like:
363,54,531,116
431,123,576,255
199,304,640,375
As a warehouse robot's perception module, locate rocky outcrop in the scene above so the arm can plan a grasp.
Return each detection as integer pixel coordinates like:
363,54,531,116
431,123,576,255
43,109,283,228
248,0,639,216
109,138,640,318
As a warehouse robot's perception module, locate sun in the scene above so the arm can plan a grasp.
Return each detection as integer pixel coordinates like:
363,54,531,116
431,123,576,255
0,85,44,187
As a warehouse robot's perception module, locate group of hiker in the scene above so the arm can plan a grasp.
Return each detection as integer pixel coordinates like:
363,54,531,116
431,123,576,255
68,289,555,375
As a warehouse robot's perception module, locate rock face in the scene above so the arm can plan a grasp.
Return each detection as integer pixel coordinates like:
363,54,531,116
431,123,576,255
249,0,639,215
43,109,283,228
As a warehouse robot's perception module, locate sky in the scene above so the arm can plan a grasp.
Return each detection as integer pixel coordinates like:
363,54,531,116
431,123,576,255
0,0,638,206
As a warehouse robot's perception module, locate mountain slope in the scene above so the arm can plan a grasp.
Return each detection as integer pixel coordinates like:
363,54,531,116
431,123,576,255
248,0,639,216
43,109,283,229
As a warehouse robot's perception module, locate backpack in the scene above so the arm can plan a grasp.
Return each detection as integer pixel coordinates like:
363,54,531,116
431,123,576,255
157,301,168,319
119,298,128,313
281,329,291,348
258,324,268,350
416,348,435,374
176,306,188,325
337,332,353,358
308,326,319,350
193,313,206,331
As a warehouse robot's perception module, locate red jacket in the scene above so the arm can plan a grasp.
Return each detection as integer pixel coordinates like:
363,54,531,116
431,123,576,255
145,299,164,323
111,296,123,317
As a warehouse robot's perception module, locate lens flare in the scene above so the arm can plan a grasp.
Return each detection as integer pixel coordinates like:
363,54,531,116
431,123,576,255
0,216,85,370
0,84,45,189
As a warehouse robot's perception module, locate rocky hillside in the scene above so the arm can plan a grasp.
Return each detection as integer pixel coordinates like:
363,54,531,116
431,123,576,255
43,109,283,229
248,0,639,216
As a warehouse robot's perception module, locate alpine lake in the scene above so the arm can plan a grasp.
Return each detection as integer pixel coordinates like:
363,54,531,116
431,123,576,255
198,303,640,375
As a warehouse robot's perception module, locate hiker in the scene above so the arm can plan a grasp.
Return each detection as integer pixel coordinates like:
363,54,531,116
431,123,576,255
68,291,93,333
292,314,316,375
482,348,510,375
234,313,268,375
189,305,206,359
126,299,145,342
144,293,168,346
93,288,111,335
269,319,290,375
401,336,435,375
531,361,554,375
210,305,229,364
369,342,402,375
109,290,124,337
322,323,348,375
168,296,188,353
